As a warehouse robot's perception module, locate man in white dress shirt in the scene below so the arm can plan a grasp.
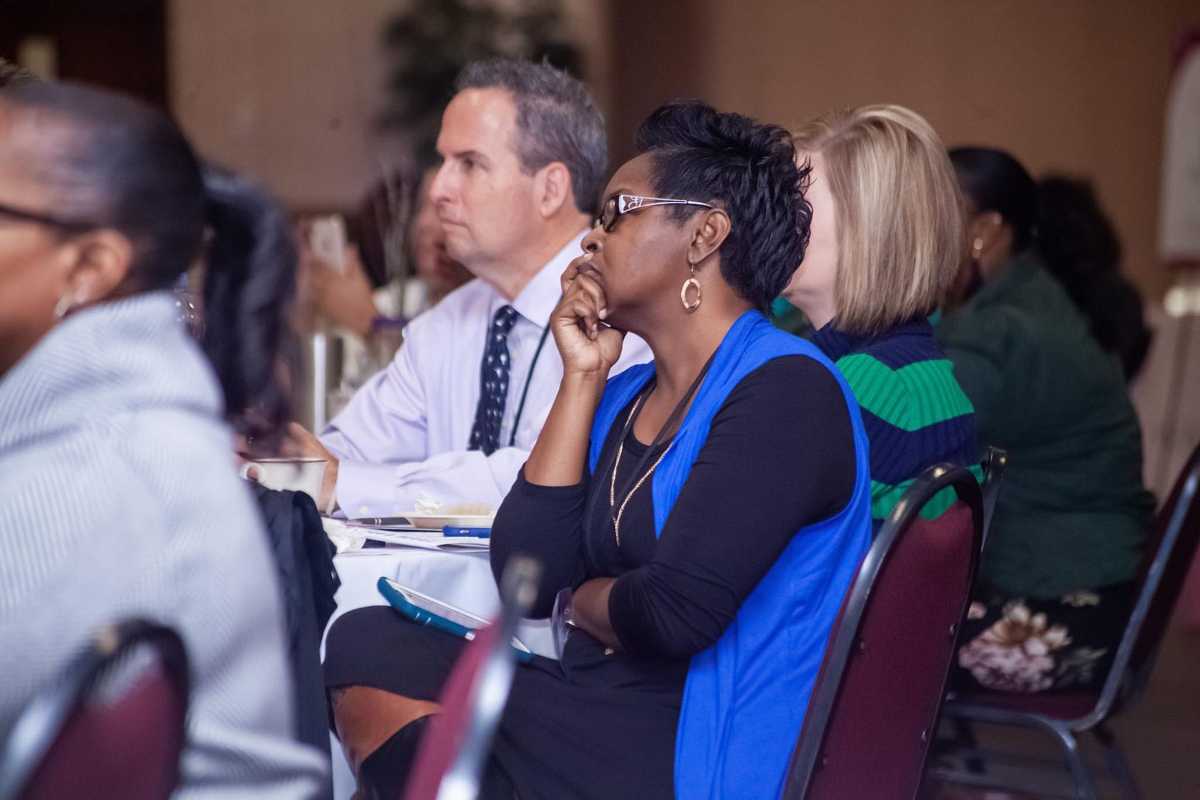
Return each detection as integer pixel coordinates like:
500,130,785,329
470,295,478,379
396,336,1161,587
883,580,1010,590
290,58,647,516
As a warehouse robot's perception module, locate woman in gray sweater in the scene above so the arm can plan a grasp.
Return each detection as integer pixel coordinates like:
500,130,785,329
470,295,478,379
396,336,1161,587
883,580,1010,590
0,81,325,797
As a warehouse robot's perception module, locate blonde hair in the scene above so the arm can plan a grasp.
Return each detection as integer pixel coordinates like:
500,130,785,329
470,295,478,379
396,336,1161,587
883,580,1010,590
793,104,963,335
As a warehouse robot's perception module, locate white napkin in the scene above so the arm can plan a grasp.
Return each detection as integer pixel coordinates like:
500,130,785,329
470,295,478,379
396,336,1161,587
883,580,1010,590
322,517,366,553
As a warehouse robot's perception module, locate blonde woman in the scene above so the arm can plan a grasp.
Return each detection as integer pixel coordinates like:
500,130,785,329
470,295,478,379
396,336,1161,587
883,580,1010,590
782,104,978,526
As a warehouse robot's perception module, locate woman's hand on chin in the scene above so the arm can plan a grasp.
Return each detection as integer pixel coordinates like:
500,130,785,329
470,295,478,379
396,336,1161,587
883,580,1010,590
553,255,625,378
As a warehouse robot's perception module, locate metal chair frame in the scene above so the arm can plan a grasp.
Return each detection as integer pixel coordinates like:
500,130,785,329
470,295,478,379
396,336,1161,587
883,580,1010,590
979,446,1008,548
932,443,1200,800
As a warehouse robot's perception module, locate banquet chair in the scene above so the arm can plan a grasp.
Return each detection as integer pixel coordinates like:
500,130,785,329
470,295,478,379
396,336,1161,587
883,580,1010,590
403,556,541,800
782,464,983,800
0,618,190,800
979,446,1008,548
930,441,1200,800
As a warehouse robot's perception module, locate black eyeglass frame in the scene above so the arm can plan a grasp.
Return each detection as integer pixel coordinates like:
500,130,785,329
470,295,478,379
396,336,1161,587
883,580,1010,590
0,200,94,232
594,193,716,233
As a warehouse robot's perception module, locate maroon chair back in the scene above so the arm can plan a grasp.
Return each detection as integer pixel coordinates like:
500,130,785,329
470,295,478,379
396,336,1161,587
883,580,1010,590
784,465,983,800
404,557,540,800
0,620,189,800
1121,442,1200,703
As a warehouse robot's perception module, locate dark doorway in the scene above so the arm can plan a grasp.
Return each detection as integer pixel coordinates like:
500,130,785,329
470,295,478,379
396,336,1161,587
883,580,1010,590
0,0,168,108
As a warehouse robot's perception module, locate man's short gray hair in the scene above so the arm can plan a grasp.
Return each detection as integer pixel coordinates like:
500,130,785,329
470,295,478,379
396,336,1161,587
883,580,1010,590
456,58,606,216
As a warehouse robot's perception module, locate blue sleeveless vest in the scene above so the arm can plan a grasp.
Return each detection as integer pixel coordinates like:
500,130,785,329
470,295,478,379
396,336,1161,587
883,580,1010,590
588,311,872,799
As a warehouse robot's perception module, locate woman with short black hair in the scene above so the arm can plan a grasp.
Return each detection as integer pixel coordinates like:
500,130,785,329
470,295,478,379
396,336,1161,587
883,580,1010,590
324,100,874,799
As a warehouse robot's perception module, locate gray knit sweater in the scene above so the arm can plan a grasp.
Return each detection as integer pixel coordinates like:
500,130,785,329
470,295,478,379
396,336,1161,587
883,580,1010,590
0,293,325,798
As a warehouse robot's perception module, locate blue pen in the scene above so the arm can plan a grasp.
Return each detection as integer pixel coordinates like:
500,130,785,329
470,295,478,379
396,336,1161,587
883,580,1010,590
442,525,491,538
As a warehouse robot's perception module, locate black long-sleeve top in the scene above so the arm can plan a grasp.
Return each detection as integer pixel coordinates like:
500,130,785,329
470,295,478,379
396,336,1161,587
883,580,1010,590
491,355,856,683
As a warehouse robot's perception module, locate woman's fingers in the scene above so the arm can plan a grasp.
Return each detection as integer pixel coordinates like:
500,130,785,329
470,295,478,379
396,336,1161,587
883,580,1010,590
557,271,607,333
564,297,601,340
560,254,591,292
561,267,607,319
560,262,579,293
571,271,608,320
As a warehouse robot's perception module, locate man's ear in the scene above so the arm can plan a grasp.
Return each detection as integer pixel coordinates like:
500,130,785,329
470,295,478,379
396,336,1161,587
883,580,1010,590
535,161,573,219
687,208,732,268
60,229,136,308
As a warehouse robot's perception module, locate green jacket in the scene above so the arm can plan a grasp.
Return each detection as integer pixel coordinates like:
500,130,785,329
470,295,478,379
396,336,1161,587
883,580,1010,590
936,252,1154,598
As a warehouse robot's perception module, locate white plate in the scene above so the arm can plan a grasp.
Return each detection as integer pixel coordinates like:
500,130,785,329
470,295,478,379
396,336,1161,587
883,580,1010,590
399,513,495,529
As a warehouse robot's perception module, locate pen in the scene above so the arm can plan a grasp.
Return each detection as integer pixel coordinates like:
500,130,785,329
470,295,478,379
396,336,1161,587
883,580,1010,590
349,516,412,527
442,526,491,538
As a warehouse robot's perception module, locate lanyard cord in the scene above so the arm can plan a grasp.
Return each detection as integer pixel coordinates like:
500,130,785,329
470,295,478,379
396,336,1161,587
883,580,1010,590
508,320,553,447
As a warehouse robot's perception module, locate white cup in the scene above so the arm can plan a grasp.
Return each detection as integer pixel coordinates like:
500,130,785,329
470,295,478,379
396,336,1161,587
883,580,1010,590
240,457,328,502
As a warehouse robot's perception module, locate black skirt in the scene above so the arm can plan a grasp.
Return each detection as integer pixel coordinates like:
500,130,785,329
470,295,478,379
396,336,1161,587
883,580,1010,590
324,605,682,800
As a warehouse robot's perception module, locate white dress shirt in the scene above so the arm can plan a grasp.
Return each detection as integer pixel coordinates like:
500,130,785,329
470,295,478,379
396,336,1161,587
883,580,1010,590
321,231,650,517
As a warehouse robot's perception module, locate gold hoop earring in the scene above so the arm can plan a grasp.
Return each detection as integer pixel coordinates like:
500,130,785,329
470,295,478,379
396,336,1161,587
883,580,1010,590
680,262,702,313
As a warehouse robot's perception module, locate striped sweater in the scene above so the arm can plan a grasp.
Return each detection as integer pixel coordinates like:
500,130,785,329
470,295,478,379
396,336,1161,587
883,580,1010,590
812,318,979,524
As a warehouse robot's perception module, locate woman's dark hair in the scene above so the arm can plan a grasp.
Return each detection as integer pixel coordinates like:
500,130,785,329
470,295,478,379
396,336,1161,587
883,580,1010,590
949,146,1038,251
950,146,1151,380
0,81,296,443
633,101,811,312
349,169,408,289
1037,175,1151,380
348,140,443,289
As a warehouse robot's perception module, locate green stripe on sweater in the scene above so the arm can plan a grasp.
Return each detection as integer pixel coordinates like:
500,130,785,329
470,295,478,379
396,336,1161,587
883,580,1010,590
837,354,975,431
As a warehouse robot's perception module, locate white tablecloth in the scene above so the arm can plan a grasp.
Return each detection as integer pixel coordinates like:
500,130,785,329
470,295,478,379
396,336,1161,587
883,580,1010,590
324,544,554,798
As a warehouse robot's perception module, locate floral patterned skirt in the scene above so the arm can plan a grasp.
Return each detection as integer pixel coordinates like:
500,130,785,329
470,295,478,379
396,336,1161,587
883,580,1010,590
950,581,1138,694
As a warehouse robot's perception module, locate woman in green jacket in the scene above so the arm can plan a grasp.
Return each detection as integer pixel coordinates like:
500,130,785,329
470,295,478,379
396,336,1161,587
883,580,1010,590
939,147,1155,693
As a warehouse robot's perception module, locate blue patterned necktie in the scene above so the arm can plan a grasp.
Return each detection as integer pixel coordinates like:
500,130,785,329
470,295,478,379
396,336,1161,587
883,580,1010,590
469,304,520,455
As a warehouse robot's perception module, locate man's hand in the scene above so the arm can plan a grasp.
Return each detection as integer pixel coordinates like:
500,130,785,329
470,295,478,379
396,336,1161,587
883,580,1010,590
295,216,377,338
281,422,340,512
310,246,378,339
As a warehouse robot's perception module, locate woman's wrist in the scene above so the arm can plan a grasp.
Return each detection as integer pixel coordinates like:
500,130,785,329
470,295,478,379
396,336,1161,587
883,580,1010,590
523,370,603,486
561,369,608,401
573,578,621,651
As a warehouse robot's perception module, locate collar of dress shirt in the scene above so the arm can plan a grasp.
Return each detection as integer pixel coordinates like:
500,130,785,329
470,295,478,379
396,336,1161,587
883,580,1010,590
506,229,587,327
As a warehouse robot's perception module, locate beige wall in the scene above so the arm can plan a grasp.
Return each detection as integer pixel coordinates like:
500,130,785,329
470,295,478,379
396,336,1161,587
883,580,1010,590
169,0,397,211
170,0,1195,294
169,0,612,212
612,0,1198,299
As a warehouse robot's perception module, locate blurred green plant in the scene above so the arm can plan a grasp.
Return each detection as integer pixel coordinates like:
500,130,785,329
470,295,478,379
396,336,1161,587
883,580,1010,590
379,0,582,152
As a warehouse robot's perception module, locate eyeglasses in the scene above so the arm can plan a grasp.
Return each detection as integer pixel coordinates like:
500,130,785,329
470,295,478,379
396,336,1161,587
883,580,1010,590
594,193,714,233
0,200,93,232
